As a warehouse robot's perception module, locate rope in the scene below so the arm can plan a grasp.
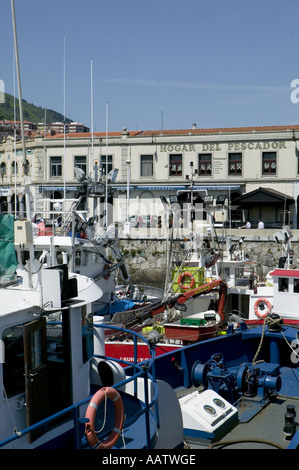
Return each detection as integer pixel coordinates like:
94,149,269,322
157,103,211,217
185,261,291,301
95,390,107,434
94,390,126,449
2,382,21,447
281,330,299,360
252,315,299,365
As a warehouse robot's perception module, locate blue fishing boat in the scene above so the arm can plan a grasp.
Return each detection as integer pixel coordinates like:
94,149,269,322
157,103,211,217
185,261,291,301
127,314,299,449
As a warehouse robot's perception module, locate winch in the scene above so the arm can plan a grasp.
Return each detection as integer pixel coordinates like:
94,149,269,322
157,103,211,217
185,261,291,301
191,353,282,410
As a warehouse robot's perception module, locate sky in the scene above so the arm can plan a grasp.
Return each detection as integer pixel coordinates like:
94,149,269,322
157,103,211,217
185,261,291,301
1,0,299,132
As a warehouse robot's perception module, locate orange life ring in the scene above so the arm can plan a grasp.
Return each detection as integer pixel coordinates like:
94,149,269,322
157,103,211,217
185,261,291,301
178,272,195,291
103,264,110,280
85,386,124,449
254,298,272,318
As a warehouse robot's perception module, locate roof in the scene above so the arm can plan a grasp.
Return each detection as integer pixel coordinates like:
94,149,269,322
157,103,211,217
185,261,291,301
234,187,294,206
38,124,299,140
270,269,299,277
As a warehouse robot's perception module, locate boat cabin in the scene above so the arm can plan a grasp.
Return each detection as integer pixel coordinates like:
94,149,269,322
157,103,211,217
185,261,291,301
270,268,299,319
0,263,102,448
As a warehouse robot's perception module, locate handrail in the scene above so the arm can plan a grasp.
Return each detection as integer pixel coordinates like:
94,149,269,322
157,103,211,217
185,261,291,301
0,323,159,449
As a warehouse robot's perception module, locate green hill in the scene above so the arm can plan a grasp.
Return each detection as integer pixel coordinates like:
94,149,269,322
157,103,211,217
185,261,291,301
0,93,71,124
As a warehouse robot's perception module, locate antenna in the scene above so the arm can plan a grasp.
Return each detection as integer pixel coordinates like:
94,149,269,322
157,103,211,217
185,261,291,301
160,92,163,130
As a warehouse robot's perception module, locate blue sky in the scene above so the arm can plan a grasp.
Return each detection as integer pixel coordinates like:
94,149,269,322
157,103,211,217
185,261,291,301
1,0,299,132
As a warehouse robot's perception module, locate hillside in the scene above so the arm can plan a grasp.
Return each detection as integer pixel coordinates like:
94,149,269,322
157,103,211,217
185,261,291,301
0,93,71,124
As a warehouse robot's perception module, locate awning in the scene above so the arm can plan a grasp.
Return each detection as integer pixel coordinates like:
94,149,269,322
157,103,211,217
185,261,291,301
39,186,78,192
112,184,241,191
235,187,294,207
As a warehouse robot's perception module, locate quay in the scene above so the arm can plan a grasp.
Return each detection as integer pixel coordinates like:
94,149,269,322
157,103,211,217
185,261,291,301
117,227,299,286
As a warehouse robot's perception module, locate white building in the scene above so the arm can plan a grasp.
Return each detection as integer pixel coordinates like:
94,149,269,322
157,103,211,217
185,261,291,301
0,124,298,229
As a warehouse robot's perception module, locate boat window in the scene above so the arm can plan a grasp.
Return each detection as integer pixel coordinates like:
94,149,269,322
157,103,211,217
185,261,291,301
278,277,289,292
56,251,64,264
75,250,81,266
81,306,93,363
46,311,72,415
235,268,244,278
2,325,25,398
30,329,43,369
294,279,299,293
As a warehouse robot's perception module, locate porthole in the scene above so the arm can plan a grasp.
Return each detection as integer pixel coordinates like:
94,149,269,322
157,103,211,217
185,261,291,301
203,404,216,415
213,398,225,408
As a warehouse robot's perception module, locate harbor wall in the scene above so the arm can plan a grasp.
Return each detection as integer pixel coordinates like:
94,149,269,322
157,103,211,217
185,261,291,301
119,229,299,286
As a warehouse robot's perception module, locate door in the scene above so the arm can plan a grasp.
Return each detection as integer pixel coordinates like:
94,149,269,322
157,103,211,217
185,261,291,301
23,317,49,443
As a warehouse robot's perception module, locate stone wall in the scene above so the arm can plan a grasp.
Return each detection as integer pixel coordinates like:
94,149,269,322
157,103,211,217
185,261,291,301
119,238,169,287
119,230,299,287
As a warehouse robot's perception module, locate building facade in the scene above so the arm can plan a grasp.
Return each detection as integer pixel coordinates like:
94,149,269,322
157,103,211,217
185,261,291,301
0,124,299,229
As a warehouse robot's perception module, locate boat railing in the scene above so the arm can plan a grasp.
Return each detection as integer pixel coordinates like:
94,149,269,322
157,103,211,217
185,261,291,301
0,323,159,449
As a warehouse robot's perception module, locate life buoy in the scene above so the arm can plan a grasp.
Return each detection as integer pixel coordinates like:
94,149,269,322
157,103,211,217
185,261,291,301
85,386,124,449
254,298,272,318
103,264,110,280
178,272,195,291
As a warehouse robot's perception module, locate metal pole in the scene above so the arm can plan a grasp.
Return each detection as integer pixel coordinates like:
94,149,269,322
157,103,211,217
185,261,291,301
11,0,31,221
63,35,66,225
105,102,108,227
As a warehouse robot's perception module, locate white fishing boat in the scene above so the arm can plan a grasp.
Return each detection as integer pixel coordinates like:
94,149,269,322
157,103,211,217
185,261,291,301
0,212,183,449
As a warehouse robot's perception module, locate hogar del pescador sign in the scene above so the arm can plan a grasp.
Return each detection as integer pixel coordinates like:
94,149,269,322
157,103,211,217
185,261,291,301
160,141,287,152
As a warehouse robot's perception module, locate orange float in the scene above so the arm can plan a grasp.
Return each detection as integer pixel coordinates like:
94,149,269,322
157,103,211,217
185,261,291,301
85,386,124,449
254,298,272,318
178,272,195,291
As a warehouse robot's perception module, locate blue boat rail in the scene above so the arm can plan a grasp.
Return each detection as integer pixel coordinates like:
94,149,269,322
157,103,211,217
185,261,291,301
0,323,159,449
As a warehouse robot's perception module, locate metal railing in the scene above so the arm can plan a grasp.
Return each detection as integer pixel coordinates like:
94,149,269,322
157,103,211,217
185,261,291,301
0,323,159,449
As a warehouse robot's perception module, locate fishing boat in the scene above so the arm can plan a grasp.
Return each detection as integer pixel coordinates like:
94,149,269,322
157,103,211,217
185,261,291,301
0,212,184,449
232,227,299,324
103,278,227,363
123,314,299,449
1,214,298,450
1,273,298,449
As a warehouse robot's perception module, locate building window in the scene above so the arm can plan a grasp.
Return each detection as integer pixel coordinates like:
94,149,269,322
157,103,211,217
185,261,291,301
74,156,87,177
100,155,113,176
262,152,276,175
0,162,6,177
198,154,212,175
11,161,18,175
169,154,182,176
141,155,153,177
229,153,242,175
50,156,62,177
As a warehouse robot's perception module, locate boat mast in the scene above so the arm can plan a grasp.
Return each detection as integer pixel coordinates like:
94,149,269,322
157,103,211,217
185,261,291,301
105,101,109,228
11,0,34,287
63,35,66,225
13,46,17,215
11,0,31,219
